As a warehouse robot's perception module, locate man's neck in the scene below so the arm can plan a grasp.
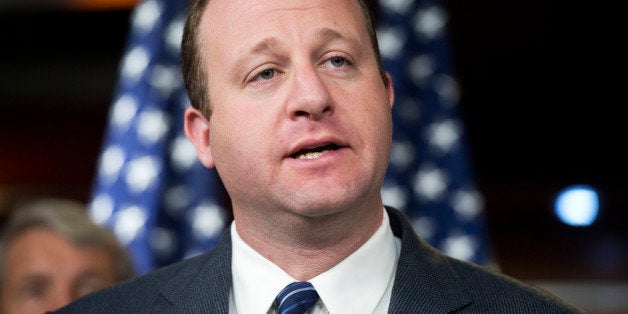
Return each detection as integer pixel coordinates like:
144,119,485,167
233,204,384,280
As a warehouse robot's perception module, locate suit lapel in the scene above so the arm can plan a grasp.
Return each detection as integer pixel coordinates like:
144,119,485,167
144,209,472,312
387,207,473,313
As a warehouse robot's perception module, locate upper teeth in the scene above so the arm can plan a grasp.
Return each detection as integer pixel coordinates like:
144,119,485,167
296,150,331,159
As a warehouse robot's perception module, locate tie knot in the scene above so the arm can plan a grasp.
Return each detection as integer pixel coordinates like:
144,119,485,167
275,281,320,314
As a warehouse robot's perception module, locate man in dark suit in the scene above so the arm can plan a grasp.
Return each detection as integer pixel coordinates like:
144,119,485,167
55,0,582,312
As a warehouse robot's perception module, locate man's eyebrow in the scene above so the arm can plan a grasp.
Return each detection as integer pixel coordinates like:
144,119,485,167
316,27,362,49
231,28,362,78
250,37,279,54
316,27,345,41
232,37,281,78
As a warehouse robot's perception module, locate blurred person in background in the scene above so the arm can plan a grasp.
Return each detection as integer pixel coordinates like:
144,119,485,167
0,198,134,314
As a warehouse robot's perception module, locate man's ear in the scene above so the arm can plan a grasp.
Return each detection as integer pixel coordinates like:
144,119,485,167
184,106,215,168
385,72,395,109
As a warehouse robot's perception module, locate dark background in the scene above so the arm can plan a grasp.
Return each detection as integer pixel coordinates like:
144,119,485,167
0,0,625,285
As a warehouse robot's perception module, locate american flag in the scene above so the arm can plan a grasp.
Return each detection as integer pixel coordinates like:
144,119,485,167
88,0,228,274
89,0,490,275
377,0,491,265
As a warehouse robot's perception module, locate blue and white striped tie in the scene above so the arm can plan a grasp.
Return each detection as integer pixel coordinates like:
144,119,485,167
275,281,320,314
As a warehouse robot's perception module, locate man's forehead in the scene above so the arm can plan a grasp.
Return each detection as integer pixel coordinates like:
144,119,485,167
198,0,367,50
246,27,357,52
200,0,365,30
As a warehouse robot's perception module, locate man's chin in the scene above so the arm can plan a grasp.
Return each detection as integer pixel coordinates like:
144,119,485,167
281,192,367,218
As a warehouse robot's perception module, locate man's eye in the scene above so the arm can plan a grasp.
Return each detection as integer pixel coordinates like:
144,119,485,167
329,56,348,67
22,283,46,298
258,69,275,80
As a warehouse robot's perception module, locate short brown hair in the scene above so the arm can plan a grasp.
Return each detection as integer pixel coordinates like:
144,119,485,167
180,0,387,118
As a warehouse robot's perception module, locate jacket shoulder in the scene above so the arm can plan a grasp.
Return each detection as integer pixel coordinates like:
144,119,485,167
386,207,583,313
446,257,584,313
53,231,232,313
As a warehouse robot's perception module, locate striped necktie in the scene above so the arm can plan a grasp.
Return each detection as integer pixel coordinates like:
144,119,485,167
275,281,320,314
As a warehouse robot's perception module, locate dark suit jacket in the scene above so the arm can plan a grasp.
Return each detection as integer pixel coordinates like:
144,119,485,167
54,207,583,313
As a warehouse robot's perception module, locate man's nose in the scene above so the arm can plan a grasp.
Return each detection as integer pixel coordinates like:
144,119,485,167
286,63,333,121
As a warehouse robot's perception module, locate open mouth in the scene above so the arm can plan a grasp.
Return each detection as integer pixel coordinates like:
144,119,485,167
290,143,341,159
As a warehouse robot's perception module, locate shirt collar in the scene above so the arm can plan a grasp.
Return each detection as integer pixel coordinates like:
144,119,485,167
309,208,399,313
231,208,399,314
231,223,294,314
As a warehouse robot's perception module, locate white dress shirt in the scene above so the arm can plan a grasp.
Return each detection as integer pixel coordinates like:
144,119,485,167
229,208,402,314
